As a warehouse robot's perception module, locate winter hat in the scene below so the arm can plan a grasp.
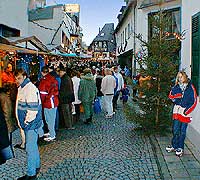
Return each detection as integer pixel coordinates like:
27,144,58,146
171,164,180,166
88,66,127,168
83,68,91,75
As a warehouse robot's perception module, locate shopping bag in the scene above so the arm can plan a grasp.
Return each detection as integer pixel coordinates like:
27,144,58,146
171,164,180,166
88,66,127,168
93,98,101,114
80,104,84,113
0,145,14,161
0,133,14,165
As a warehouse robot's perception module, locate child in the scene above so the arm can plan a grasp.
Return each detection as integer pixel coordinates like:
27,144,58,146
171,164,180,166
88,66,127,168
166,71,197,157
120,85,130,104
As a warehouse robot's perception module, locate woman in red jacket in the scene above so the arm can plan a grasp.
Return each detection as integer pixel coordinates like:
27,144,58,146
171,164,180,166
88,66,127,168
38,66,59,142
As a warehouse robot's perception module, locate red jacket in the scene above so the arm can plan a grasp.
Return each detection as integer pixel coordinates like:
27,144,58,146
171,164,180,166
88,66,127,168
38,74,59,109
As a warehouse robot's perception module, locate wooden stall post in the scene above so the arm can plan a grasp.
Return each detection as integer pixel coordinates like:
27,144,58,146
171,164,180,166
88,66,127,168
0,57,2,87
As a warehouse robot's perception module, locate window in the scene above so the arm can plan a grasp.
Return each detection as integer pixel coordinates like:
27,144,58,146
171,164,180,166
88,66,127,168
128,23,130,38
99,41,102,48
125,27,127,41
103,53,107,58
148,8,181,39
100,33,105,36
122,31,124,44
0,24,20,37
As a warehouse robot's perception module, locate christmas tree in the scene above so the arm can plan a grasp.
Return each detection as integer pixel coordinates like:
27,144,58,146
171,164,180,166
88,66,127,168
132,8,182,133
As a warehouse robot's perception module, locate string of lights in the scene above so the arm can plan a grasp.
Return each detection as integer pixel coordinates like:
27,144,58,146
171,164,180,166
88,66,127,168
30,9,80,48
30,21,57,31
50,20,64,45
165,30,186,41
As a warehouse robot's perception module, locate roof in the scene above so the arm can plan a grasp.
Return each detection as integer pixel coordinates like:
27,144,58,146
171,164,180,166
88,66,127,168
139,0,177,9
46,44,60,51
28,4,63,21
0,36,49,52
91,23,116,52
93,23,115,42
120,6,126,13
115,0,137,33
0,43,47,55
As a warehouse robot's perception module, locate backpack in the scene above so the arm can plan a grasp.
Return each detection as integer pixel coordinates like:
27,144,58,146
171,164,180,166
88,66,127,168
93,98,101,114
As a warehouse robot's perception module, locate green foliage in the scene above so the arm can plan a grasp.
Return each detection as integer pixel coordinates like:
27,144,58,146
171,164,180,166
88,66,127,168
131,9,180,132
124,101,172,135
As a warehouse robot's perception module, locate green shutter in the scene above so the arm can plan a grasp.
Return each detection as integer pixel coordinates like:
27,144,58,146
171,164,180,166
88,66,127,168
192,12,200,94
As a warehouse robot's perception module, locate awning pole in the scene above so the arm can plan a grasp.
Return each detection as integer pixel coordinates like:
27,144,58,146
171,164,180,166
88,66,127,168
0,57,2,88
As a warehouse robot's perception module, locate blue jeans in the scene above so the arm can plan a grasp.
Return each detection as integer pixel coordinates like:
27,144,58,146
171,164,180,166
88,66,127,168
54,108,59,131
97,96,103,107
44,107,57,138
25,129,40,176
171,119,188,149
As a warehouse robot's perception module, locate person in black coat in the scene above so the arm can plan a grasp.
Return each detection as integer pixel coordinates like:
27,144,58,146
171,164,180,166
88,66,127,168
95,69,104,106
59,67,75,129
0,88,12,165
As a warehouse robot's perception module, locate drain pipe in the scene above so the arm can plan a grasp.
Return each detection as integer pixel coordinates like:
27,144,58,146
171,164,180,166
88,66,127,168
132,1,137,77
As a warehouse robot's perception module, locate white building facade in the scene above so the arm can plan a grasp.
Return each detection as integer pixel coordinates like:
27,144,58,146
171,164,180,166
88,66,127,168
116,0,200,151
28,4,81,53
0,0,29,37
115,1,136,74
181,0,200,151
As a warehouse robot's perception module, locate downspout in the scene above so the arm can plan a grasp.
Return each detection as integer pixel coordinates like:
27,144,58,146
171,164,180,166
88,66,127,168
132,1,137,76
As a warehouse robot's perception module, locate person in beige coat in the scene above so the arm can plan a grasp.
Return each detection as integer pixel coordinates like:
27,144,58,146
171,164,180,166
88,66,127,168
101,68,116,118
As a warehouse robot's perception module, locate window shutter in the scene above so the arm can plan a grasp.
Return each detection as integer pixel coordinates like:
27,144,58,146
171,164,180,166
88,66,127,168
192,12,200,94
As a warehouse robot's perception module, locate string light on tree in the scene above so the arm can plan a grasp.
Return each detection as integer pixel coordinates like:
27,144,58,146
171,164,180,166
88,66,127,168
165,30,186,41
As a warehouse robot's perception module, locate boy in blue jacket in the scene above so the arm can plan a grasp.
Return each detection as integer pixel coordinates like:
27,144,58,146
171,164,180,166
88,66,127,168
15,68,42,180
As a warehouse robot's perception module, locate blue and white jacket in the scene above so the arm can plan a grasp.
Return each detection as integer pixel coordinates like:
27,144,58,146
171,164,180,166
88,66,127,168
168,81,197,123
16,78,42,131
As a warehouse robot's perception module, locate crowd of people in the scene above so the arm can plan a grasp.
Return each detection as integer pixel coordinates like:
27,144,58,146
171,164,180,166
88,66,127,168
0,58,198,179
0,59,129,180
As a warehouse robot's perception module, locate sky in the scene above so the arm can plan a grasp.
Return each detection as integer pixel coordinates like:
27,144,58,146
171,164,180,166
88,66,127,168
46,0,126,46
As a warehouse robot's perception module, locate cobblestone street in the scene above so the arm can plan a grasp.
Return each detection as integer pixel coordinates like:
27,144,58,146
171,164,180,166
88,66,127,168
0,103,162,180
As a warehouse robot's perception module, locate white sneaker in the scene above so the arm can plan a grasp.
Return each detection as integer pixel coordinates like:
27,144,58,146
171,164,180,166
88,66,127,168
43,132,50,137
166,145,175,152
176,148,183,156
72,112,76,115
44,136,56,142
112,112,116,115
105,114,113,119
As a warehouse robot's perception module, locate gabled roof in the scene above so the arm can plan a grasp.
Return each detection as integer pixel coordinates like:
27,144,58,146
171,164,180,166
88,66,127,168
120,6,126,13
90,23,116,53
93,23,115,42
0,36,49,52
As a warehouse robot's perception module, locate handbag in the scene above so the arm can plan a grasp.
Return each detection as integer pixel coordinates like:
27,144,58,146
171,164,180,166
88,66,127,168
0,133,15,165
93,98,101,114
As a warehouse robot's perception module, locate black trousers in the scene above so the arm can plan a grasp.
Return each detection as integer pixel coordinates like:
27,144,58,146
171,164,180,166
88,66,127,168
60,103,73,128
112,91,120,110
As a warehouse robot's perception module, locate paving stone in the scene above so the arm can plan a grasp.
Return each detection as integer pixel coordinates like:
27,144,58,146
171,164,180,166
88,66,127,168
167,161,185,170
182,161,200,169
170,169,190,178
187,168,200,176
190,176,200,180
1,97,199,179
